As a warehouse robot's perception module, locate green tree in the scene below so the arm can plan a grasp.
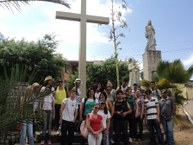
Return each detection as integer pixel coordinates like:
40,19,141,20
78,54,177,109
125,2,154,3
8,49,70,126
109,0,128,87
0,34,68,82
156,60,193,83
87,57,129,88
0,65,53,132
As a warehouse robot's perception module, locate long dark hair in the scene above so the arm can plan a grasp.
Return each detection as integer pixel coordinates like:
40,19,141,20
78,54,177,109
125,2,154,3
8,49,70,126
99,91,108,114
86,87,95,100
82,87,96,117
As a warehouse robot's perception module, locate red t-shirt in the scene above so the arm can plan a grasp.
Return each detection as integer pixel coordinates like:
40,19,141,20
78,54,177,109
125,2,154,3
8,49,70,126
87,113,102,131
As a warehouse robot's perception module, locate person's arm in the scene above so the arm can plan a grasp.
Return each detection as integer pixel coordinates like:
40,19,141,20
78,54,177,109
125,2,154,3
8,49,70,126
106,111,111,131
86,114,95,134
113,102,119,115
106,117,111,131
79,100,84,121
156,103,160,123
144,106,147,124
52,99,55,120
74,108,78,122
107,100,114,117
122,102,132,117
140,100,145,119
59,101,66,125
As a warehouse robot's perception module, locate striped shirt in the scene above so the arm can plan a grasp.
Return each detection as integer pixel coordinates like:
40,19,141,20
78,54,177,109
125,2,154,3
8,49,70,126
144,97,158,120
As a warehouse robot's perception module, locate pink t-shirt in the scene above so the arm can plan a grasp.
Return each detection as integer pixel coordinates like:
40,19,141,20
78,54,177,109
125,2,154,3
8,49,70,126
87,113,102,131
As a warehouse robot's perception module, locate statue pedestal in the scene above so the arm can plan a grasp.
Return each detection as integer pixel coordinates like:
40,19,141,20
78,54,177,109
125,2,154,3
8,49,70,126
143,50,161,81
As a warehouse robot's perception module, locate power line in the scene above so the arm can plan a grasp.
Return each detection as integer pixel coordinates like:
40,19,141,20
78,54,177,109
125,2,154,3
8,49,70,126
121,46,193,59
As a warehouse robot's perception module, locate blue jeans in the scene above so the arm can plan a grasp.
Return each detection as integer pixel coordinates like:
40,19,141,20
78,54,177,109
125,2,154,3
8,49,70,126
161,118,174,145
147,119,163,145
42,110,52,141
20,120,34,145
102,133,109,145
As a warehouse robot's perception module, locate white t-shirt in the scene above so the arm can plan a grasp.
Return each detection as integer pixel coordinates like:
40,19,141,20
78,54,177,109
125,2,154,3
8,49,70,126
95,92,101,102
62,98,78,122
98,110,111,129
41,86,55,111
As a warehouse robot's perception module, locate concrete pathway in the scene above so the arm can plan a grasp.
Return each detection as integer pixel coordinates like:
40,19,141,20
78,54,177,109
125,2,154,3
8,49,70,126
183,100,193,124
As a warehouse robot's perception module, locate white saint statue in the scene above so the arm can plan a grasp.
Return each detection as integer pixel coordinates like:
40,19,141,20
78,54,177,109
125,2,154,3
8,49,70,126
145,20,156,50
128,58,140,87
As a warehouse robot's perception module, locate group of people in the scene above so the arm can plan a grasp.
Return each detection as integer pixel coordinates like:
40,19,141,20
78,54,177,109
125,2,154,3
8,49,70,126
19,76,176,145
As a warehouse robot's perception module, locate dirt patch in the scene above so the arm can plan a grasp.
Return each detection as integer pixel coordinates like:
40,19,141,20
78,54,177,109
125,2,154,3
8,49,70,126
174,106,193,145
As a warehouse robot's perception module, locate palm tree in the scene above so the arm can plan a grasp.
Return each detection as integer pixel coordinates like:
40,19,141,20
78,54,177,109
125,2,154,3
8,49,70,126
0,0,70,11
156,59,193,83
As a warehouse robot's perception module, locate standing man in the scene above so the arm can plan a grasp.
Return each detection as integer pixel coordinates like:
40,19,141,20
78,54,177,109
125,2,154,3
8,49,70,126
73,78,82,133
149,81,161,100
59,88,78,145
113,90,132,145
116,78,128,98
144,89,163,145
159,89,176,145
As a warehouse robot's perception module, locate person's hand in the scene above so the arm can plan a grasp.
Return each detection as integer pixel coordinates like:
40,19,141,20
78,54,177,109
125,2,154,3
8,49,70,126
117,111,121,115
52,114,55,120
93,132,99,139
79,116,83,122
122,112,127,117
156,117,160,123
144,118,147,125
103,129,108,137
59,119,62,125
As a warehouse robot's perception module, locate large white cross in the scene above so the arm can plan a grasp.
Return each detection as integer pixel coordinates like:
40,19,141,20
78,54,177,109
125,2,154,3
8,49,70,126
56,0,109,98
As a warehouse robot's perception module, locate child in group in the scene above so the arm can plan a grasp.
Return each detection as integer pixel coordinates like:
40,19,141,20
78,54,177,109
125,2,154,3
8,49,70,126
59,88,78,145
98,92,111,145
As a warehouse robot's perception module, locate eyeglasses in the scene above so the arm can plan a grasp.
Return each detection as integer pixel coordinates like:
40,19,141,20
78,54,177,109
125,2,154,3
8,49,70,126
100,103,106,105
94,107,99,110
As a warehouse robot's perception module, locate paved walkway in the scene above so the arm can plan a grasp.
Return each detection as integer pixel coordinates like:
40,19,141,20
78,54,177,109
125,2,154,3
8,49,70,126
183,100,193,124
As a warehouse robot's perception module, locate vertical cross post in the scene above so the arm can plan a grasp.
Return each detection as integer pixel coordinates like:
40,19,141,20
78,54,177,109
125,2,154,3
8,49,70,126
56,0,109,98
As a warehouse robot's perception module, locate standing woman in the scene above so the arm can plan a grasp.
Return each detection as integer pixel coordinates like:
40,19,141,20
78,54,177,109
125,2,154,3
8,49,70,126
126,87,136,143
98,92,111,145
20,83,40,145
80,87,97,122
113,90,132,145
40,76,55,145
86,103,104,145
54,79,68,134
134,89,145,141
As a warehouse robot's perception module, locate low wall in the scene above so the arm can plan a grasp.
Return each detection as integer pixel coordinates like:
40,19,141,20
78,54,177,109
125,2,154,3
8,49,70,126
176,83,193,100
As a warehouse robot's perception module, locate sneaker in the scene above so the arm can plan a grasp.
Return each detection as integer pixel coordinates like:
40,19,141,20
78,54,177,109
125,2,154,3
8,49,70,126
40,140,45,145
47,140,52,145
129,138,133,143
110,139,115,144
33,137,37,142
56,130,60,135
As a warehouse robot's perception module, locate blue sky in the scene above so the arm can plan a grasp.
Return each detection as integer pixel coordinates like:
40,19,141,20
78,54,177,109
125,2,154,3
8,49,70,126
0,0,193,71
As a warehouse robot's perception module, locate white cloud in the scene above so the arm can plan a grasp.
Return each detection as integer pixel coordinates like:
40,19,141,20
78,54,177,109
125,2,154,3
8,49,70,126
0,0,132,60
183,53,193,67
